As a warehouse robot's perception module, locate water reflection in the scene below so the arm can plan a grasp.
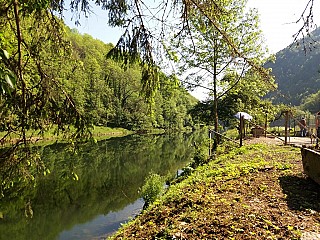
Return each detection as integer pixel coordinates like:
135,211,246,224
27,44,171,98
0,131,206,240
58,199,144,240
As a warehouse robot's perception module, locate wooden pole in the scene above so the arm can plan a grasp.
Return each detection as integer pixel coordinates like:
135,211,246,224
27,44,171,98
293,117,296,136
244,117,246,137
240,114,243,147
265,113,267,138
208,130,212,156
284,111,289,145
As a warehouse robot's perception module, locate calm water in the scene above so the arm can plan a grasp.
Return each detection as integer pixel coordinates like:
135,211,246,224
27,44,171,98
0,131,206,240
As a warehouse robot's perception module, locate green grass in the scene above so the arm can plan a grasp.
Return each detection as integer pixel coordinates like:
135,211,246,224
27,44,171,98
0,125,133,146
109,142,308,240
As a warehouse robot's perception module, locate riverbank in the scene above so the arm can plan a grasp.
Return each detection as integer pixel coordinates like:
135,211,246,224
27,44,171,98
0,126,133,146
109,141,320,239
0,126,174,146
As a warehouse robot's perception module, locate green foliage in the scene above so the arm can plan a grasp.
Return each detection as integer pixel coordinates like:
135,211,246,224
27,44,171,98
265,27,320,106
191,142,209,168
0,9,198,136
189,69,280,128
0,49,16,95
223,128,239,140
0,4,199,206
171,0,273,136
140,173,164,208
172,0,268,91
300,89,320,113
63,30,197,131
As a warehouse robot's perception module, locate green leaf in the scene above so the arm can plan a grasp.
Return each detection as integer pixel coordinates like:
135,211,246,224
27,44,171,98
72,172,79,181
7,70,16,84
3,49,9,59
0,49,9,60
5,74,14,89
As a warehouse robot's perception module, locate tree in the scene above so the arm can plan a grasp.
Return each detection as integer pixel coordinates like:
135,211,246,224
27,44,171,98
190,70,276,127
300,90,320,114
0,6,95,198
218,71,276,124
170,0,269,147
0,0,315,199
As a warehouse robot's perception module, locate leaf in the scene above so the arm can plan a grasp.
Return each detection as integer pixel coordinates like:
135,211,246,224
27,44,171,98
5,74,14,89
2,49,9,59
0,49,9,60
7,70,16,85
72,172,79,181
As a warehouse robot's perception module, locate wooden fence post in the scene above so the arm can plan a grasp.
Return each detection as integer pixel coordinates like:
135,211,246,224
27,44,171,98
284,111,289,145
208,129,212,156
265,113,267,138
240,115,244,147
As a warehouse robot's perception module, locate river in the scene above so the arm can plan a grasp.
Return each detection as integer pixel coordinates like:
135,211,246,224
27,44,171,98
0,130,206,240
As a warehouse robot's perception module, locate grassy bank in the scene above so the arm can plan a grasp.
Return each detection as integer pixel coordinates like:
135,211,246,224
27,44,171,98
109,142,320,239
0,126,133,146
91,126,133,139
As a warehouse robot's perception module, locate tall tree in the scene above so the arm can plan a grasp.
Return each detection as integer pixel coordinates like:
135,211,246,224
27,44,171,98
171,0,269,147
190,70,276,128
0,8,75,197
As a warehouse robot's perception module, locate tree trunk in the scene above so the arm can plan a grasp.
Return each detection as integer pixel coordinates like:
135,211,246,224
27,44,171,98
213,38,219,150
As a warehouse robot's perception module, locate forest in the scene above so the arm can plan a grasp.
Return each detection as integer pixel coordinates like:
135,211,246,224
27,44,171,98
51,27,199,131
0,16,198,133
265,27,320,108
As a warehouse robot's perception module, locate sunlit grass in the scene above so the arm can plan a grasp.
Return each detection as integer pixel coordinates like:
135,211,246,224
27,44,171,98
0,125,132,145
109,142,304,240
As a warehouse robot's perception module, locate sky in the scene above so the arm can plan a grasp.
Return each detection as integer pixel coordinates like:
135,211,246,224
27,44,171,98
64,0,320,54
63,0,320,99
247,0,320,53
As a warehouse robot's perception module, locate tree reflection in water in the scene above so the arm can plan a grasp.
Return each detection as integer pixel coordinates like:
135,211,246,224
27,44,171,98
0,130,207,240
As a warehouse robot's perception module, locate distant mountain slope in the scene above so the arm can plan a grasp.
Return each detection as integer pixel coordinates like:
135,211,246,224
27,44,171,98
265,28,320,106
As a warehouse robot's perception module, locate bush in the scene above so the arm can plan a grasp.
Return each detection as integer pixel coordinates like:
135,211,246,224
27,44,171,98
224,128,239,140
140,173,164,208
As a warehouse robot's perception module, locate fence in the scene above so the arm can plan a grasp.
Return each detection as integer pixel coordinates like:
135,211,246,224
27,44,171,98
270,112,317,137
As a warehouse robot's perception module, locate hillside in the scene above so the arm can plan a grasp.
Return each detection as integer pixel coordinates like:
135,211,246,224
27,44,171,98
265,28,320,106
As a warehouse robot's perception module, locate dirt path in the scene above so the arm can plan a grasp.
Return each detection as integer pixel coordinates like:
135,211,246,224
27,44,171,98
244,136,284,145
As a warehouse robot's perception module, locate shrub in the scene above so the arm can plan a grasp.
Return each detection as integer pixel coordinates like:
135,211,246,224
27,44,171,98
191,142,209,168
140,173,164,208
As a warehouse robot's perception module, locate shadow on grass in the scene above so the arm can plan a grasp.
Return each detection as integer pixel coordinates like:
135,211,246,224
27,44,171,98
279,175,320,211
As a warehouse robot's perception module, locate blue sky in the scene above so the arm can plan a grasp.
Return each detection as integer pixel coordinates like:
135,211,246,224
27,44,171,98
63,5,123,45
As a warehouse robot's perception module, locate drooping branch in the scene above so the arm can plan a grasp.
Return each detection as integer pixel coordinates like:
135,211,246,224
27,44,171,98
217,64,246,100
13,0,28,145
291,0,317,52
187,0,276,91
